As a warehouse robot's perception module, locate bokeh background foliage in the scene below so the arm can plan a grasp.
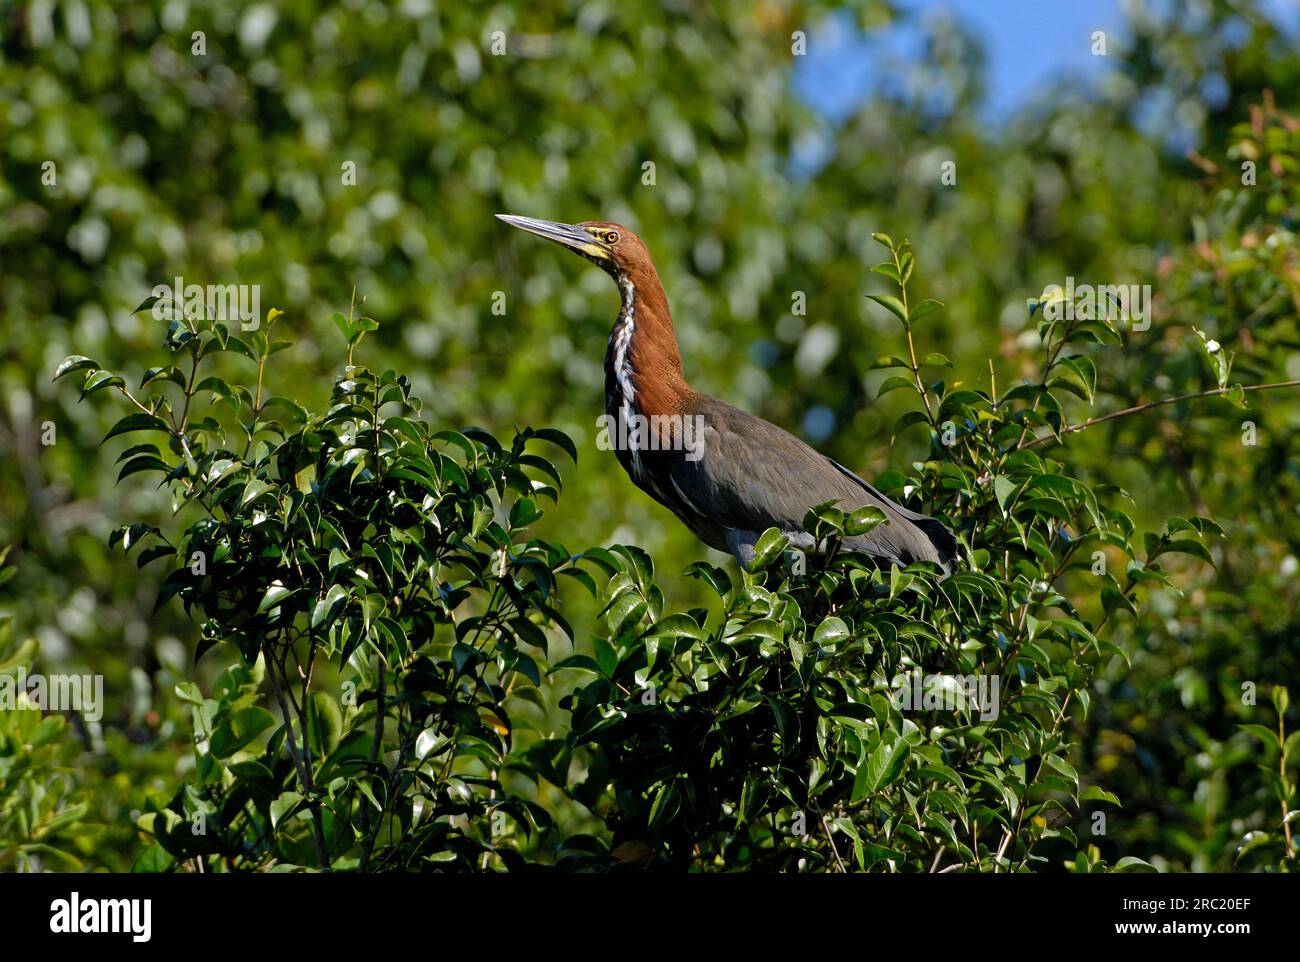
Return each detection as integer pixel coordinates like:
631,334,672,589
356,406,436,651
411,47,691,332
2,0,1298,870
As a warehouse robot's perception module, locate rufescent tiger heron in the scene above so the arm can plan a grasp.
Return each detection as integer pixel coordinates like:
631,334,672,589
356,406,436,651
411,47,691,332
496,215,959,574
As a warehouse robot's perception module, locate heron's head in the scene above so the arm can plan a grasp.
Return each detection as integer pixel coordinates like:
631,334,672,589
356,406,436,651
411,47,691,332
495,214,651,280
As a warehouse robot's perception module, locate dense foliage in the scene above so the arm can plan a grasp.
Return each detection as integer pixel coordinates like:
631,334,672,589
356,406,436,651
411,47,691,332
3,0,1298,871
37,231,1286,871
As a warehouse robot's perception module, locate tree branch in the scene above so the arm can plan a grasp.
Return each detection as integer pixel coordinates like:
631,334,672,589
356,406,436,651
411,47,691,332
1021,379,1300,450
263,641,329,869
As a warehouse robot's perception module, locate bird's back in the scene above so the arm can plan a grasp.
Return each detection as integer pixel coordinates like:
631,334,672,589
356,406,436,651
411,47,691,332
637,394,957,572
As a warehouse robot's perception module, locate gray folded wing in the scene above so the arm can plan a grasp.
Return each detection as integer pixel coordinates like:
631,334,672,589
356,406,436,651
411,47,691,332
664,397,956,570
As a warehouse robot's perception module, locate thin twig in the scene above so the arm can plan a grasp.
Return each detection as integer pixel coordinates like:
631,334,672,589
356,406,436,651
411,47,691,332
822,815,848,873
263,641,329,868
994,829,1012,871
929,843,947,873
1280,711,1295,860
358,662,387,872
1023,379,1300,450
894,245,936,425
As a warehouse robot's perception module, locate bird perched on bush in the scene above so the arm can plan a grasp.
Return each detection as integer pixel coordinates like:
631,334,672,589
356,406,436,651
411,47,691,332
497,215,957,574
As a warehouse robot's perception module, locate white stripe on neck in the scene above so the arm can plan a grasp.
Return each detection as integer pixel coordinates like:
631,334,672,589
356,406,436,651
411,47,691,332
611,275,642,477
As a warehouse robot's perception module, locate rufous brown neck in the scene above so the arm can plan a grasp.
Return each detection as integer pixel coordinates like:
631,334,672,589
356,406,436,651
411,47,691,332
610,258,692,418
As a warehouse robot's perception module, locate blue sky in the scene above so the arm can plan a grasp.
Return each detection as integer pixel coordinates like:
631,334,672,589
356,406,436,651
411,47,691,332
793,0,1300,125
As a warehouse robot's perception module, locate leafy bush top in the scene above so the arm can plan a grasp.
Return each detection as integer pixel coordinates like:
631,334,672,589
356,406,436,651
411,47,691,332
50,235,1287,873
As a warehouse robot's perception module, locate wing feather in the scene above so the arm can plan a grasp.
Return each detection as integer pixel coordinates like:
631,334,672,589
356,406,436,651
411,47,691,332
665,397,955,569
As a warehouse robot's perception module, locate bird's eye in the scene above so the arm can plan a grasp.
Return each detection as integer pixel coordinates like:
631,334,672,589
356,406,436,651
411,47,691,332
604,230,620,244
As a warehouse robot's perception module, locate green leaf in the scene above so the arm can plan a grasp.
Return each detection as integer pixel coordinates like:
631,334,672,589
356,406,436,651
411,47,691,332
549,654,604,677
869,354,911,370
306,691,343,757
899,251,914,285
644,613,705,642
210,706,274,758
1273,685,1290,717
605,591,648,637
893,410,931,436
1101,586,1137,618
750,528,789,570
131,841,174,873
102,412,171,443
684,562,731,597
878,374,918,397
994,475,1017,512
844,506,886,536
869,262,900,283
132,294,163,315
257,582,295,614
648,782,681,830
531,427,578,463
1159,539,1214,565
331,311,352,341
81,371,125,399
909,299,944,322
1193,328,1230,389
1112,856,1158,873
141,366,186,390
270,792,304,829
173,682,205,706
854,738,910,800
1081,785,1122,806
865,294,908,324
451,642,478,675
117,455,171,481
53,355,99,381
1240,724,1281,752
1048,356,1095,402
311,584,348,629
260,395,308,423
813,616,850,647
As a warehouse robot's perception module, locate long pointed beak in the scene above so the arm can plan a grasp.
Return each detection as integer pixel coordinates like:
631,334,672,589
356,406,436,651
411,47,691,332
495,214,611,262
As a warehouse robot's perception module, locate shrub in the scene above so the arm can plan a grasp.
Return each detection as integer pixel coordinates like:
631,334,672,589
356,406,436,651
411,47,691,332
55,244,1270,872
56,297,605,870
0,553,103,871
540,236,1207,872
